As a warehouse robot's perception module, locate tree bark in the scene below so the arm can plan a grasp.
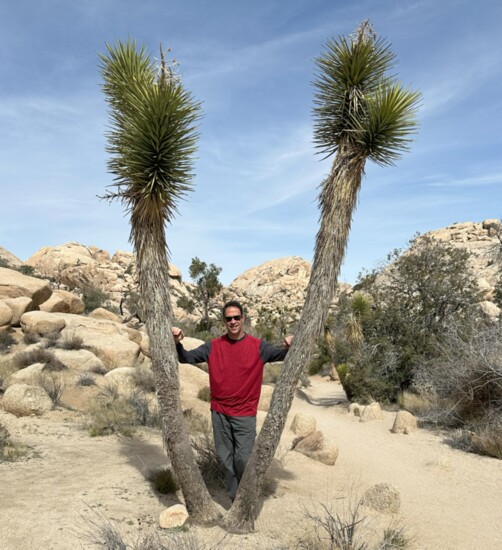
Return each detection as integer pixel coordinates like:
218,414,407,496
136,222,221,525
223,145,365,533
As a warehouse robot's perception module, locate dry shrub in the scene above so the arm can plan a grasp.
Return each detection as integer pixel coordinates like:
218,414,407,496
132,365,156,392
0,331,15,354
0,356,17,391
41,330,62,348
184,410,225,489
89,364,108,376
86,385,138,437
36,372,65,407
126,390,161,428
197,385,211,402
397,391,433,417
148,467,179,494
0,422,28,462
263,362,282,384
14,348,55,369
58,332,84,350
79,505,222,549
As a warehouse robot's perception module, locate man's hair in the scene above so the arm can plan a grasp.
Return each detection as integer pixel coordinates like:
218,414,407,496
222,300,243,316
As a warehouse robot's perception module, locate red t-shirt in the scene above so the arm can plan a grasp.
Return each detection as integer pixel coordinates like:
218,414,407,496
176,334,288,416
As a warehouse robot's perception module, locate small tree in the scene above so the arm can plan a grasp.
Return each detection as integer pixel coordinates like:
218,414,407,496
188,257,222,329
340,236,482,402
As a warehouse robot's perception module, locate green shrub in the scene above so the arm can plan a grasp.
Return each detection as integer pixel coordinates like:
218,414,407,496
197,385,211,402
176,295,195,314
149,468,179,494
82,284,110,314
17,265,35,276
0,258,10,268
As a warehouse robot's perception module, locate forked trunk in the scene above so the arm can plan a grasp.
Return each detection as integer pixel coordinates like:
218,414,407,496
223,144,366,533
136,221,221,525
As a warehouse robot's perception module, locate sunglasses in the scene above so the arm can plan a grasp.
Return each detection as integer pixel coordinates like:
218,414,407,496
224,315,242,322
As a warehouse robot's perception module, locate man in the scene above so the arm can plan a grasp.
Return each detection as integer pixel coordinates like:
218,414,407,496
172,300,292,501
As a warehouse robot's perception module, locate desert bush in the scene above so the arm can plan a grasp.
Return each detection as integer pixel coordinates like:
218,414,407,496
148,467,179,494
42,357,67,372
197,385,211,402
76,372,97,387
176,294,195,314
337,237,482,403
0,331,15,354
36,372,65,407
82,284,110,314
41,330,62,348
183,408,211,435
0,258,9,268
132,365,156,392
23,332,40,345
263,362,282,384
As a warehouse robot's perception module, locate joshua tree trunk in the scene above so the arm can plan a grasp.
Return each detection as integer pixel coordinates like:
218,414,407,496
223,144,365,533
136,220,221,525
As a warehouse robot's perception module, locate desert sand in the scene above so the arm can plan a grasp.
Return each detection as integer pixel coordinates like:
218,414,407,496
1,376,501,550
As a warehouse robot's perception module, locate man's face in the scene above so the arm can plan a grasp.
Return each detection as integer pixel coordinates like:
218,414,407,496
223,306,244,340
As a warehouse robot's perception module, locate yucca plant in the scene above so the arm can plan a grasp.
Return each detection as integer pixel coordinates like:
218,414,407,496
100,40,220,524
225,21,420,533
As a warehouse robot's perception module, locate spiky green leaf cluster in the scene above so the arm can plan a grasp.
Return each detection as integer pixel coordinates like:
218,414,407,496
313,22,420,165
100,40,201,228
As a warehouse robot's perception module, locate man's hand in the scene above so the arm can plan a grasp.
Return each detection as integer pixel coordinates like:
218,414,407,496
284,335,293,348
172,327,184,344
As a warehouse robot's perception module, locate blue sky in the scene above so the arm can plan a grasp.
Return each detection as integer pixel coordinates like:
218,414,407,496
1,0,501,285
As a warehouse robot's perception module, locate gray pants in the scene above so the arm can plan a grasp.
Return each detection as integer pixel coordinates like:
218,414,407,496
211,410,256,499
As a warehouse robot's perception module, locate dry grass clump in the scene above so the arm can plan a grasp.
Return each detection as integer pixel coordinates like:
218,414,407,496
22,332,40,345
79,506,221,549
58,332,84,350
41,330,62,348
397,391,434,417
297,498,409,550
89,364,108,376
14,348,55,369
76,372,98,387
0,422,29,462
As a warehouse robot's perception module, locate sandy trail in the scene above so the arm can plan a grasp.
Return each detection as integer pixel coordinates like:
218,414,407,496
0,377,501,549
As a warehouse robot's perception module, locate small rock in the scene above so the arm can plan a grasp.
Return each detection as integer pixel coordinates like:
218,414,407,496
159,504,189,529
2,383,53,417
391,410,417,434
348,403,363,417
291,412,317,437
360,402,383,422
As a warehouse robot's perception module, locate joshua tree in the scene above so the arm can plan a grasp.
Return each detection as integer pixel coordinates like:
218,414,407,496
224,21,421,533
100,41,221,524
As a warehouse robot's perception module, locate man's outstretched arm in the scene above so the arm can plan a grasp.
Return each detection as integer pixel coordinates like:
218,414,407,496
172,327,211,364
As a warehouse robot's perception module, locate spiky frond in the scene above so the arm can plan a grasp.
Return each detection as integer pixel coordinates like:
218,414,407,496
100,40,201,233
353,83,421,166
313,21,420,165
